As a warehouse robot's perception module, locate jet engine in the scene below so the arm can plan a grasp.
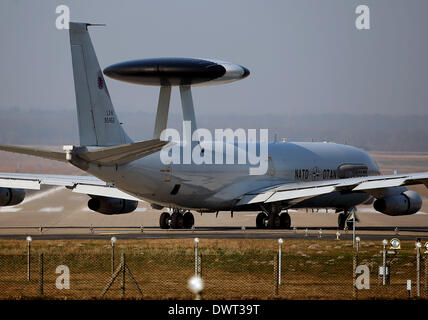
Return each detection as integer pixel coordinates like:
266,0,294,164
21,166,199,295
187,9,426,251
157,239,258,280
373,190,422,216
0,187,25,206
87,195,138,215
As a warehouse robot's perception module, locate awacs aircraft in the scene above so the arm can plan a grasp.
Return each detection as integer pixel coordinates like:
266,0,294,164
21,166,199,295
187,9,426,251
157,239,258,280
0,22,427,230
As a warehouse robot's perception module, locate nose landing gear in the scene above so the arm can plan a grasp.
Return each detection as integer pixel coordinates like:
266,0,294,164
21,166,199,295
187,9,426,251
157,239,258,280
338,207,358,230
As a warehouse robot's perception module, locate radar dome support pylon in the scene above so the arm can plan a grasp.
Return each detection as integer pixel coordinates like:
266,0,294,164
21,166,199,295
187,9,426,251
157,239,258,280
153,84,199,147
153,85,171,140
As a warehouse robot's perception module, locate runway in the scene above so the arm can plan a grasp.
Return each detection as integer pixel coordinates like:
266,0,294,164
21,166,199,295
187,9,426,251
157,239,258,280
0,186,428,241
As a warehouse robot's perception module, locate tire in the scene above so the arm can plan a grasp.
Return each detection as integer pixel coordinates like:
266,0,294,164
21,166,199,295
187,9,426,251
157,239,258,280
279,212,291,229
183,211,195,229
267,213,281,229
256,212,267,228
170,212,184,229
347,220,355,230
159,212,171,229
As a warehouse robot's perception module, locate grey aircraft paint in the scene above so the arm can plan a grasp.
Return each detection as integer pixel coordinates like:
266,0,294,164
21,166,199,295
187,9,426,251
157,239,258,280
83,141,380,211
69,22,381,212
1,21,426,231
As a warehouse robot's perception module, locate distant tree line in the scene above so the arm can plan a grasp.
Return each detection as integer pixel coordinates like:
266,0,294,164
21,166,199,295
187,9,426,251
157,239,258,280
1,108,428,152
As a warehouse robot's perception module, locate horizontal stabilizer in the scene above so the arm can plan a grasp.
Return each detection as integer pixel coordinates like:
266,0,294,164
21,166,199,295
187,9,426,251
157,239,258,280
0,139,170,166
76,139,170,165
0,144,67,162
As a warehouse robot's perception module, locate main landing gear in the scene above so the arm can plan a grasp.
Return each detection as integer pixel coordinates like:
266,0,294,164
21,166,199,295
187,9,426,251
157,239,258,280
256,210,291,229
159,209,195,229
337,207,358,230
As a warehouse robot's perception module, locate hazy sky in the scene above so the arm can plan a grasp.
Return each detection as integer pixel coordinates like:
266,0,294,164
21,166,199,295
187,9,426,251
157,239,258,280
1,0,428,116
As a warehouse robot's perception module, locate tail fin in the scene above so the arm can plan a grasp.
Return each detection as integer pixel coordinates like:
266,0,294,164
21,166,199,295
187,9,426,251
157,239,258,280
69,22,132,147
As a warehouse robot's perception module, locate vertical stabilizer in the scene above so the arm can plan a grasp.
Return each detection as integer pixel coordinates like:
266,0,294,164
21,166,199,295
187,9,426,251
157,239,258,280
69,22,132,146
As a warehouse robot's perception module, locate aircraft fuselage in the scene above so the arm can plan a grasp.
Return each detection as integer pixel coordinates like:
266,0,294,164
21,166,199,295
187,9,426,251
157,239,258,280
84,141,380,212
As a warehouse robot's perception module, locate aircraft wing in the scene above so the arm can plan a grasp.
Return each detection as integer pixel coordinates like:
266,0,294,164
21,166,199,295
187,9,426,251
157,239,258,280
236,172,428,207
0,172,141,201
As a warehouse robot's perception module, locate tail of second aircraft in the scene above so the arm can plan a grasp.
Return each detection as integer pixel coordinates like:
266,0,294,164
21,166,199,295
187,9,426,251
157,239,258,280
69,22,132,147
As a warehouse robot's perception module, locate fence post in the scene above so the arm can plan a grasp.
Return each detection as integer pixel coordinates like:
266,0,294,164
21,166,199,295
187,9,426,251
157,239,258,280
194,238,199,276
198,253,202,277
278,238,283,285
121,253,126,297
111,237,117,275
26,236,32,282
382,239,387,286
39,253,44,296
353,237,360,299
416,242,421,297
100,260,124,298
425,257,428,297
353,254,357,299
112,246,115,275
353,249,359,298
352,210,356,248
274,254,279,295
27,243,30,281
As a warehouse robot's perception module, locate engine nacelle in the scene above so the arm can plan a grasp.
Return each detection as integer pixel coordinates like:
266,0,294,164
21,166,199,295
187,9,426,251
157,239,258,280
0,187,25,206
88,196,138,215
374,190,422,216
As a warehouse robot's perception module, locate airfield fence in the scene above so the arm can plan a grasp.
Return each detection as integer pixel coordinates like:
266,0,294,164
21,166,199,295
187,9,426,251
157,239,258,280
0,243,426,300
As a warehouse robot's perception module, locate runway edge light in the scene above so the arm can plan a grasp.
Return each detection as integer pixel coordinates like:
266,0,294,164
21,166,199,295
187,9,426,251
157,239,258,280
390,238,401,250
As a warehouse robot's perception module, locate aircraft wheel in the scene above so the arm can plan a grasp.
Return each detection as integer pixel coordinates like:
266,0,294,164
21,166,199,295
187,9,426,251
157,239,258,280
267,213,281,229
183,211,195,229
280,212,291,229
256,212,267,229
159,212,171,229
170,211,184,229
